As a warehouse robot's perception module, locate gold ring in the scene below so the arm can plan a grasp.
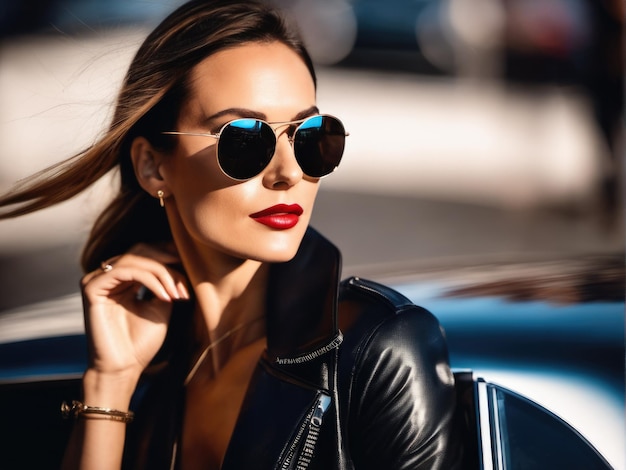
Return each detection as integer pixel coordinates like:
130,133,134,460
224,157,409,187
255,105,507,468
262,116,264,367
101,262,113,273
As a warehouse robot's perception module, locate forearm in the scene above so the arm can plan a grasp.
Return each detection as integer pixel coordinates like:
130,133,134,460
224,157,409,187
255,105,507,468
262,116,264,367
62,370,139,470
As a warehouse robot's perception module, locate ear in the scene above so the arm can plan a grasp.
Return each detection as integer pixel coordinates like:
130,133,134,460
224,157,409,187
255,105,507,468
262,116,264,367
130,136,169,198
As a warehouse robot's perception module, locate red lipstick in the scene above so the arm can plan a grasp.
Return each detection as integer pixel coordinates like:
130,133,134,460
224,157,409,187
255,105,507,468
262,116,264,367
249,204,304,229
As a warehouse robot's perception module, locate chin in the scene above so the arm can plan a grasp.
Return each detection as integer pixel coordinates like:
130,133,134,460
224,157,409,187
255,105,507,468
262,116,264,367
265,252,299,264
249,231,305,263
257,244,301,263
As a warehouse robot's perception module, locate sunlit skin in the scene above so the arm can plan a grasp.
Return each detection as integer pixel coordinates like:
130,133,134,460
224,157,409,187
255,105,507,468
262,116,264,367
68,41,322,470
164,42,318,262
137,42,320,331
123,41,321,468
128,40,320,335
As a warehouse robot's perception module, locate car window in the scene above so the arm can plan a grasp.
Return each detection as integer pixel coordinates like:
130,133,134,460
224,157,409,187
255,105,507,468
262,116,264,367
477,380,612,470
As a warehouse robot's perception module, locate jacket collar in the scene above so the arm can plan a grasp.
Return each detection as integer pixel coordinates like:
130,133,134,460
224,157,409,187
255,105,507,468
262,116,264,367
264,227,342,364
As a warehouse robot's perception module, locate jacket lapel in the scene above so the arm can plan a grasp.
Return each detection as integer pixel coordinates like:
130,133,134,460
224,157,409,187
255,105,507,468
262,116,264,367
265,227,342,370
223,227,343,469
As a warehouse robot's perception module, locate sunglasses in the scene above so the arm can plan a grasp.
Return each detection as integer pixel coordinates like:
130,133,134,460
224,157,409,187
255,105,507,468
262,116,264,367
162,114,348,181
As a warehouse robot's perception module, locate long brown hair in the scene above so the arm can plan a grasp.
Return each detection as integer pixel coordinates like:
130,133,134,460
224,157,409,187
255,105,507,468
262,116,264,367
0,0,316,272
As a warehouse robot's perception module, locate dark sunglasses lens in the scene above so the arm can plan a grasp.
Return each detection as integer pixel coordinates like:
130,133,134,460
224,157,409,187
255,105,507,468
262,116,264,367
217,119,276,180
293,115,345,178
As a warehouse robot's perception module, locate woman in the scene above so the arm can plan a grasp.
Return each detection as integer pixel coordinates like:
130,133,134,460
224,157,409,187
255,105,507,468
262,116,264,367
0,1,463,468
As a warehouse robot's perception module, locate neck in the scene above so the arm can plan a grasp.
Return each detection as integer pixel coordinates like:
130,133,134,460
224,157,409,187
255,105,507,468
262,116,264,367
175,237,270,375
195,263,268,376
191,258,268,330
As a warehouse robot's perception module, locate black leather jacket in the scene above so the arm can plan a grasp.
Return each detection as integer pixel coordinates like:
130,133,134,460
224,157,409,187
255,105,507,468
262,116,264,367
123,228,463,469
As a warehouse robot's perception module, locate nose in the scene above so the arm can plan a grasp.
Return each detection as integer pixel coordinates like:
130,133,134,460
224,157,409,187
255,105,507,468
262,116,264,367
262,133,303,189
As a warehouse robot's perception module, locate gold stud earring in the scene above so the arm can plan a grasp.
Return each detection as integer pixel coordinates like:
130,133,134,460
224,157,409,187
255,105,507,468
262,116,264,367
157,190,165,207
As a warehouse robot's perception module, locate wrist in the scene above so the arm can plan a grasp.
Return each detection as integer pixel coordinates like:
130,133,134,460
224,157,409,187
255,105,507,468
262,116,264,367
62,400,135,423
82,368,140,411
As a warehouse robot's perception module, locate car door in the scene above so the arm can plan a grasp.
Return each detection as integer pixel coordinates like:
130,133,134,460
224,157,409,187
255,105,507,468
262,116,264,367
475,379,613,469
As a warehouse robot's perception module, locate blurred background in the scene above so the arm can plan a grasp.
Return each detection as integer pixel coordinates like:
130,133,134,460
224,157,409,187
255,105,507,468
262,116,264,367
0,0,623,304
0,2,623,467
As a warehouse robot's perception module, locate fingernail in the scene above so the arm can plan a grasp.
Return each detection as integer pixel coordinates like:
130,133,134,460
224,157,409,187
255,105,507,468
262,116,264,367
178,283,190,299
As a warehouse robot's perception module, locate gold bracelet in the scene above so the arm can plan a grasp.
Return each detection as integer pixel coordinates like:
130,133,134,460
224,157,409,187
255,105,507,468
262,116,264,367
61,400,134,423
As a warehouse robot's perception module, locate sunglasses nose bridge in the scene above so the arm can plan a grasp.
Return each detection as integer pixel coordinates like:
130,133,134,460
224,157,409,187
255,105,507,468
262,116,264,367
273,129,297,157
270,123,296,149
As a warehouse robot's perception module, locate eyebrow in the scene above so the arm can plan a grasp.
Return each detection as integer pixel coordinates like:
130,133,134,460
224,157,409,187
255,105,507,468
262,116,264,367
200,105,320,127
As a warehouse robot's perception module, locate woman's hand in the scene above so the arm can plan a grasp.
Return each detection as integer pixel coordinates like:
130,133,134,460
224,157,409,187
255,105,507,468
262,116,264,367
80,243,190,386
61,243,189,470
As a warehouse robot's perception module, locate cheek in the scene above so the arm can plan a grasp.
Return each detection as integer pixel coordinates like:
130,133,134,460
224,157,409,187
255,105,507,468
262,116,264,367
164,145,231,200
190,185,256,227
176,183,255,238
160,148,236,223
161,147,321,261
171,185,258,258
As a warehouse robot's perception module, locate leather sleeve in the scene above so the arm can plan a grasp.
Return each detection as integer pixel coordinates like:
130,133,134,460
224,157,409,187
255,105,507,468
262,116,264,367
346,306,464,469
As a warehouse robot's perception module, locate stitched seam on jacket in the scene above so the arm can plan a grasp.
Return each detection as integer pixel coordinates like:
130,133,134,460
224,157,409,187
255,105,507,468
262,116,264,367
275,332,344,365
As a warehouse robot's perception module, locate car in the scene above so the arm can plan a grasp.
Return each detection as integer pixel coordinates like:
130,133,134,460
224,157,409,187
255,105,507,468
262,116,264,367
0,253,622,469
381,253,624,469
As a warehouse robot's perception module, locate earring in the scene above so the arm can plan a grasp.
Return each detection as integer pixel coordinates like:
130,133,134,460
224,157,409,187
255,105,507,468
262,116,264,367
157,190,165,207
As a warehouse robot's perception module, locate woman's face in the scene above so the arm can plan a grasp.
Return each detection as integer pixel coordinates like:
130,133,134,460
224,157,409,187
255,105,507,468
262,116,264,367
158,41,320,264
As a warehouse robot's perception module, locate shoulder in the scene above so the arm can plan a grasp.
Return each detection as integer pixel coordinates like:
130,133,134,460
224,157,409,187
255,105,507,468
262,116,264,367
338,276,451,385
336,277,460,469
338,276,444,344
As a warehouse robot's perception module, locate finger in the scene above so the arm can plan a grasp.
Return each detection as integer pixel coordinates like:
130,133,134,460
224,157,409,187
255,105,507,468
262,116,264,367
86,243,190,301
101,254,189,300
96,266,177,303
176,279,190,299
84,260,182,304
134,258,189,301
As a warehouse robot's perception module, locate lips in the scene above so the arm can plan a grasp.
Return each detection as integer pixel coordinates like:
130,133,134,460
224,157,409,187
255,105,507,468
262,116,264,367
249,204,304,229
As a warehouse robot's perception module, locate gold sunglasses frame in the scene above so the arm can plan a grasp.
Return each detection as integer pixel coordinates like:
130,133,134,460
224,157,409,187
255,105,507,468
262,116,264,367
161,114,349,180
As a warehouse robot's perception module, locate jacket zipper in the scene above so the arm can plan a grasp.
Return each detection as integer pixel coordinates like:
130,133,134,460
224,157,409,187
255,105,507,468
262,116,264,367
280,392,332,470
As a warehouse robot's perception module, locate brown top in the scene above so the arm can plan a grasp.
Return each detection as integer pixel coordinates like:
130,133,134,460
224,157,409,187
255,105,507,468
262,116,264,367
180,337,267,469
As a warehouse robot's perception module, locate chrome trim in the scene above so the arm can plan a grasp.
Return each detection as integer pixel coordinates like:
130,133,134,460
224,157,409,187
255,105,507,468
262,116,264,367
477,379,494,470
490,384,505,469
